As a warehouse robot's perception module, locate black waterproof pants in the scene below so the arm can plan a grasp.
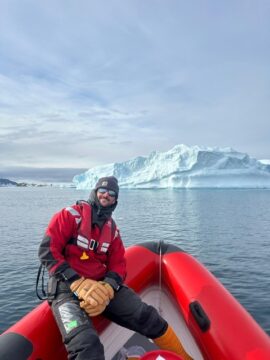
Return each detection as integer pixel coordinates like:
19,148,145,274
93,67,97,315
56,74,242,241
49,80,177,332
51,283,168,360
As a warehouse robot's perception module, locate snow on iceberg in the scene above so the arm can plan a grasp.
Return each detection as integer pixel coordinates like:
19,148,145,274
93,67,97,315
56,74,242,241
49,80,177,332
73,144,270,189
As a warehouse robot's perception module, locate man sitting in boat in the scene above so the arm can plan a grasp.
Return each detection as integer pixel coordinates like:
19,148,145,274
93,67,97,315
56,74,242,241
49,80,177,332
38,176,192,360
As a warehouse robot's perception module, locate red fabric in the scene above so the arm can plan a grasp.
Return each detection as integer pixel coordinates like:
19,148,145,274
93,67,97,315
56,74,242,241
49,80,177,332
46,203,126,280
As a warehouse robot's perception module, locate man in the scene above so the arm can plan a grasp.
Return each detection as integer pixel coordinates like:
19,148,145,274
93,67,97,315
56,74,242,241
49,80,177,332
38,176,192,360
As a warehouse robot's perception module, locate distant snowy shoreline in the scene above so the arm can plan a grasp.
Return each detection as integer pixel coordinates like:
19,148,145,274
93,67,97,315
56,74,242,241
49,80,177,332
0,178,75,188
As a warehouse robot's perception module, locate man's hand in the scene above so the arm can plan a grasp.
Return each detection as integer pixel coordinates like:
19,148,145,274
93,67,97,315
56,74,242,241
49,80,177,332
70,277,111,306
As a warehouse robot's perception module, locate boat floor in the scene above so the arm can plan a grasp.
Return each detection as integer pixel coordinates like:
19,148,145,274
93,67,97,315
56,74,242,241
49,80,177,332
112,333,158,359
101,285,203,360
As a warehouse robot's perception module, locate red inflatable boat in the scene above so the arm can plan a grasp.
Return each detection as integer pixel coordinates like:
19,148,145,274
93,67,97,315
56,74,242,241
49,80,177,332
1,241,270,359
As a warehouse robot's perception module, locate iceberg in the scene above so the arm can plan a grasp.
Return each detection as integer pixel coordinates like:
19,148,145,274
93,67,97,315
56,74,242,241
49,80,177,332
73,144,270,189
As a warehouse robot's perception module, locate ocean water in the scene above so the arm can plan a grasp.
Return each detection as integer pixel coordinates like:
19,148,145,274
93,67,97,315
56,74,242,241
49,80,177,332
0,187,269,335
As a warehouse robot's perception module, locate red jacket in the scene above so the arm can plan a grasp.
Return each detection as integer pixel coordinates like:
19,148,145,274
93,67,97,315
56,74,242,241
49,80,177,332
39,202,126,283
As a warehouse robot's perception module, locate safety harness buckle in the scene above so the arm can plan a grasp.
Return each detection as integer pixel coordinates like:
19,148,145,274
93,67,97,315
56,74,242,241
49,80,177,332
89,239,99,251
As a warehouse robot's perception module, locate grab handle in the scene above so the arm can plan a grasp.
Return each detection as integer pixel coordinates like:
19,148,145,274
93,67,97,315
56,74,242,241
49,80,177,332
189,301,210,332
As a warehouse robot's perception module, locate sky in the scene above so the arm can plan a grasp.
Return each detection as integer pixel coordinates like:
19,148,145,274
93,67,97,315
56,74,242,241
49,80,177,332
0,0,270,181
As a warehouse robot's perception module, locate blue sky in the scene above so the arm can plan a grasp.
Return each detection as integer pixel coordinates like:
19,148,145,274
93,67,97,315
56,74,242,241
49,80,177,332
0,0,270,172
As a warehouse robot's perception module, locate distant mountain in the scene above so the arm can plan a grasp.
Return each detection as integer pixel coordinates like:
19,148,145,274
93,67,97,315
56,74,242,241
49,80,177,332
0,167,87,183
0,178,18,186
73,144,270,189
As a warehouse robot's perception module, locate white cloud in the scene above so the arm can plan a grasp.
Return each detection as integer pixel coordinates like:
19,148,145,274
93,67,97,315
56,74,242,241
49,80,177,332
0,0,270,171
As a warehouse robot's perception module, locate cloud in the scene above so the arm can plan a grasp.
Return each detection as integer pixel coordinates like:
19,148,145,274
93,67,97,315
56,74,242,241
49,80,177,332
0,0,270,174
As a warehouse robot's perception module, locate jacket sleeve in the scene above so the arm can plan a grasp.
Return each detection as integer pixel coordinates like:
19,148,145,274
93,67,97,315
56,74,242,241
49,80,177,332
38,206,81,283
103,226,127,290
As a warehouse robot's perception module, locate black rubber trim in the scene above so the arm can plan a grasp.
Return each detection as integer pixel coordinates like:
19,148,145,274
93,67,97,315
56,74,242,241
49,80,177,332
0,332,33,359
136,241,184,255
189,301,211,332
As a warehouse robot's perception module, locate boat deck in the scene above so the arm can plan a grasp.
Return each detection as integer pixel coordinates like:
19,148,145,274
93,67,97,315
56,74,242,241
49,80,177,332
101,285,203,360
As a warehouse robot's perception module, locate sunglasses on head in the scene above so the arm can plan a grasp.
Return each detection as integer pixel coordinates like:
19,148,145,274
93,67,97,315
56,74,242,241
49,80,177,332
97,188,116,197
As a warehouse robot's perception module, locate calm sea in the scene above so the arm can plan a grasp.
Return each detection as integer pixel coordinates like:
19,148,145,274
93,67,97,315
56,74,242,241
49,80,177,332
0,187,269,335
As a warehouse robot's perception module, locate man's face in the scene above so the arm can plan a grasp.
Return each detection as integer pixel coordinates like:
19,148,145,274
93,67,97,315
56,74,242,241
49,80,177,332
96,188,116,207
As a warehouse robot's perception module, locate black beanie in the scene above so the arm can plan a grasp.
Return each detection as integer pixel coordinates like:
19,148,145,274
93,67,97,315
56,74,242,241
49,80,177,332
94,176,119,198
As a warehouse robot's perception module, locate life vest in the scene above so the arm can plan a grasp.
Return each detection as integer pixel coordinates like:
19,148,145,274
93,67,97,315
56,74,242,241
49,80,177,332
67,201,116,254
63,201,119,279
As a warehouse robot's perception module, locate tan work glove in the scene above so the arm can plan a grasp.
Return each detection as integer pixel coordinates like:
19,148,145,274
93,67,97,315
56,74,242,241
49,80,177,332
98,281,114,300
79,282,114,317
70,277,111,306
80,299,107,317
